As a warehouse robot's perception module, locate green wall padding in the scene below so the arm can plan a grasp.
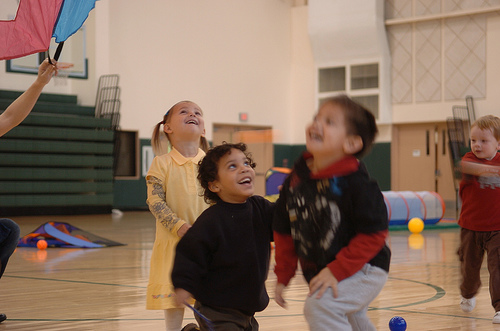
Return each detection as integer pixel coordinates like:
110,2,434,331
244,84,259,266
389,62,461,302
274,142,391,191
274,144,307,167
113,139,149,210
114,141,391,209
362,142,391,191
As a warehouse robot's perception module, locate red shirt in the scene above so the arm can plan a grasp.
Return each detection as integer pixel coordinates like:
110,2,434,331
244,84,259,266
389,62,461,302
459,151,500,231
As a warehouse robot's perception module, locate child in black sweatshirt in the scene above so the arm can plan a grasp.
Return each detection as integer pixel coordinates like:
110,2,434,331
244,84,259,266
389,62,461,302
172,142,274,331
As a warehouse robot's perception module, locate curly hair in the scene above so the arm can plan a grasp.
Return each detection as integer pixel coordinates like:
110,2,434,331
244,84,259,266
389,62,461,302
198,142,256,204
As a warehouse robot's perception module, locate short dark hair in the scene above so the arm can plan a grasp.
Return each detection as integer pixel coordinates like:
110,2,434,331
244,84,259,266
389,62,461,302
320,94,378,158
198,142,256,204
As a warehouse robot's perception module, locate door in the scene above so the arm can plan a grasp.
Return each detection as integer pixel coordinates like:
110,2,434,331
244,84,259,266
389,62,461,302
212,124,273,197
392,123,455,204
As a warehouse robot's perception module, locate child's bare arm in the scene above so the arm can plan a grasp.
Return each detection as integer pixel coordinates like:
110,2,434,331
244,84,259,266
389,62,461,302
461,160,500,176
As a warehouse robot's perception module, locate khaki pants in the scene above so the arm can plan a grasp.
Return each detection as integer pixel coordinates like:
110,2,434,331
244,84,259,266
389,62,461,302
458,228,500,311
194,301,258,331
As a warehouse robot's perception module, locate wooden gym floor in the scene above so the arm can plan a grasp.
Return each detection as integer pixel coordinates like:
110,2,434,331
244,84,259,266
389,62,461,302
1,211,500,330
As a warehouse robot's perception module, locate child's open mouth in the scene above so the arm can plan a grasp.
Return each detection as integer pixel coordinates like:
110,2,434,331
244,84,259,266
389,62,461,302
238,177,252,186
309,132,322,141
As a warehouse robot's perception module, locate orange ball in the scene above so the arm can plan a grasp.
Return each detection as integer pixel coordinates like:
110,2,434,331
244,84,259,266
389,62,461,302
37,239,48,250
408,217,424,234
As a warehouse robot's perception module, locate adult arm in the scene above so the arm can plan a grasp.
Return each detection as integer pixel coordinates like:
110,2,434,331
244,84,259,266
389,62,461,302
0,59,57,137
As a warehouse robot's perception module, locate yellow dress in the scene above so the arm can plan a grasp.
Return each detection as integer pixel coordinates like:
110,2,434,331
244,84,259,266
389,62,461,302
145,147,208,310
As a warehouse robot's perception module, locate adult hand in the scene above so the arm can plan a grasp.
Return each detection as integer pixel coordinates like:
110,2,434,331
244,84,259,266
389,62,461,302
35,59,57,86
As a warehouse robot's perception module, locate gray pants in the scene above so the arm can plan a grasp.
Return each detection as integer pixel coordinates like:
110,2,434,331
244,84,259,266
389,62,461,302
304,263,388,331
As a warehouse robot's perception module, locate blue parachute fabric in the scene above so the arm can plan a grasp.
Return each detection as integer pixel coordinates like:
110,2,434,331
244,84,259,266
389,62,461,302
52,0,98,43
43,223,103,248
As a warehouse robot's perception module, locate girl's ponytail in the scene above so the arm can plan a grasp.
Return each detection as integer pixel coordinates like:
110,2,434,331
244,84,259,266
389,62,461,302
200,136,209,152
151,120,169,156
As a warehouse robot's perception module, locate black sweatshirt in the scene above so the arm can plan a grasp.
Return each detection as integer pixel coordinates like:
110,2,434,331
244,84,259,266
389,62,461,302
172,196,274,315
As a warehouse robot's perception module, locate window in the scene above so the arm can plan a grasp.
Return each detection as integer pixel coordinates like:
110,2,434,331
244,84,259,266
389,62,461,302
319,67,345,92
318,63,379,119
351,64,378,89
352,95,379,119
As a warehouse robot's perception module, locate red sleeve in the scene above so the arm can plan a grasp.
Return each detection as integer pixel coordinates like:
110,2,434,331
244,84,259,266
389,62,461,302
326,230,388,282
273,231,298,286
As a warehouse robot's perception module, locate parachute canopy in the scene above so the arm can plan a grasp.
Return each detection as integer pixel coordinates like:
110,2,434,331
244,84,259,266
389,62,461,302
18,221,125,248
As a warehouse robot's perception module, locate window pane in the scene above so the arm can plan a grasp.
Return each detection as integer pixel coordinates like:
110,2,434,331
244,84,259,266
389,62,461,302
352,95,379,119
351,64,378,90
319,67,345,92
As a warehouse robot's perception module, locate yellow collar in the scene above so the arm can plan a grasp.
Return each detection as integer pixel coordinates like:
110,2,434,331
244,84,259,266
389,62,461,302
170,147,205,165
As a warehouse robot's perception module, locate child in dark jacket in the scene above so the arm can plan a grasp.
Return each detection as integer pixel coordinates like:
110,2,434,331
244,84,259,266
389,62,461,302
273,95,391,330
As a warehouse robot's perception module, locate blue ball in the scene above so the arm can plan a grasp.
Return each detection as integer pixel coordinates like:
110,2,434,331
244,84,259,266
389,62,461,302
389,316,407,331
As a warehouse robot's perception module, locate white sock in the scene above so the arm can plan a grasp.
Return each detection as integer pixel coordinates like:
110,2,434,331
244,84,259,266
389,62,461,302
164,308,184,331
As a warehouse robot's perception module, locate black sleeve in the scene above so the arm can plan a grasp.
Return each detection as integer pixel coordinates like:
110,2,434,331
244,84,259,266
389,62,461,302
272,176,292,235
262,196,275,242
171,214,215,295
249,195,275,242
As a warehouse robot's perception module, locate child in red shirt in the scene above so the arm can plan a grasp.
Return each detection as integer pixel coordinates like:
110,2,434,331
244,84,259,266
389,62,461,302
458,115,500,324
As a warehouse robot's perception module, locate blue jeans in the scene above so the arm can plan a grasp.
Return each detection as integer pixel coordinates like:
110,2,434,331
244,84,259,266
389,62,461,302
0,219,20,278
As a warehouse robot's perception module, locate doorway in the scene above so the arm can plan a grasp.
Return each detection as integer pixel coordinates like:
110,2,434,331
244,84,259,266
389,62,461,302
392,123,455,208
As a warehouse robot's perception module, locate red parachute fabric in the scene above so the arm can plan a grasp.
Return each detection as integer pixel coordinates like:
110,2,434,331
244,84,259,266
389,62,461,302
0,0,63,61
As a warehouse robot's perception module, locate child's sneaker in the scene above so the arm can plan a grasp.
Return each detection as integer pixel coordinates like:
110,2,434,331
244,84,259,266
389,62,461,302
181,323,200,331
460,296,476,312
493,312,500,324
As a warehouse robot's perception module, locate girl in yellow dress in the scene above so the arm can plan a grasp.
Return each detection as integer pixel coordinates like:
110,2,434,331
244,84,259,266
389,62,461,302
146,101,209,330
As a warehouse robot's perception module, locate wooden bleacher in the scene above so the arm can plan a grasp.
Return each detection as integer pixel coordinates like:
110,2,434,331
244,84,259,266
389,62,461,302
0,90,115,216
